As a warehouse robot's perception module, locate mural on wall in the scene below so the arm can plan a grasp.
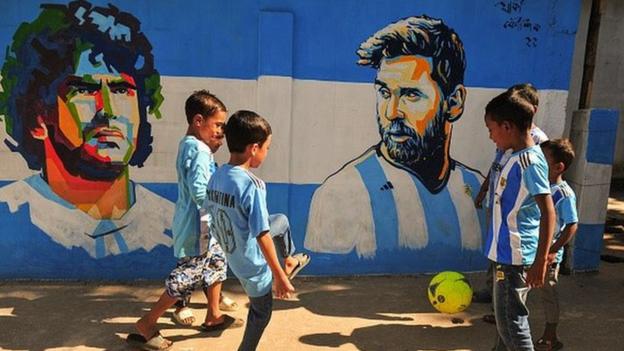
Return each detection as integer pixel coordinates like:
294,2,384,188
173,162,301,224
0,0,582,278
305,16,486,258
0,0,172,274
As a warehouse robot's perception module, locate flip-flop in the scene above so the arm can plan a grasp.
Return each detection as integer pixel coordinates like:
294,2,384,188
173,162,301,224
200,314,245,332
219,295,239,312
126,332,172,350
172,306,195,326
535,338,563,351
288,253,311,280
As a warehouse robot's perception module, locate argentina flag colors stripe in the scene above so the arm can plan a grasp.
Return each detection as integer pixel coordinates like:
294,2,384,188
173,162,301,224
0,0,583,276
489,161,522,265
354,153,400,251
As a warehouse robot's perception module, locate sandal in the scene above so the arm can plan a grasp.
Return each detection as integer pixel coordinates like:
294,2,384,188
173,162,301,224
200,314,245,332
287,253,311,280
127,332,172,350
171,306,195,326
219,295,239,312
535,338,563,351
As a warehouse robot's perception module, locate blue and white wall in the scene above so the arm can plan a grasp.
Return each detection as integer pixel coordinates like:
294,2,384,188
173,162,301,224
0,0,582,279
567,109,619,271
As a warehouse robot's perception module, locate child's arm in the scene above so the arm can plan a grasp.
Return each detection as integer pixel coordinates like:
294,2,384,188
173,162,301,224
188,152,212,206
474,171,491,209
257,231,295,299
548,223,578,263
526,194,556,288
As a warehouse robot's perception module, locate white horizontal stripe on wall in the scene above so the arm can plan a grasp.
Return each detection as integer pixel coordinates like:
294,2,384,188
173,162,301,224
0,75,568,184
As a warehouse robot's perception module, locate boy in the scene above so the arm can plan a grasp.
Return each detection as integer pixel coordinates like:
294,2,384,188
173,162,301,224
204,110,294,351
474,83,549,323
483,90,556,350
534,139,578,351
173,212,309,326
128,91,241,350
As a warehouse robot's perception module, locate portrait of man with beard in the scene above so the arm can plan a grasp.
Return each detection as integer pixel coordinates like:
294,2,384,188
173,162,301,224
305,15,485,259
0,1,173,273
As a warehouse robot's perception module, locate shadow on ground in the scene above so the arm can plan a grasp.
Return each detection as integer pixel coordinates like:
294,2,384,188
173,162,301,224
300,320,485,351
274,275,445,321
0,285,222,351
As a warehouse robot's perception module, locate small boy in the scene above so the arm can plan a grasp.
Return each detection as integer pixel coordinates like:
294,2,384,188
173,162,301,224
483,90,556,350
128,91,241,350
534,139,578,351
204,110,294,351
474,83,549,322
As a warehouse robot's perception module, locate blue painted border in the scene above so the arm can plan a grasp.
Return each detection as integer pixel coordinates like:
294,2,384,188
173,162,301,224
573,223,604,271
0,0,581,89
587,109,619,165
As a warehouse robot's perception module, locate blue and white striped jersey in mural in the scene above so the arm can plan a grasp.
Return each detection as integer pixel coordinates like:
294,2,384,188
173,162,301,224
0,175,174,279
486,145,550,266
550,181,578,263
305,146,486,258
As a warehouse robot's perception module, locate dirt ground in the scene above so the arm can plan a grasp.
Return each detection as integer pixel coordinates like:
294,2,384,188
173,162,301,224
1,183,623,351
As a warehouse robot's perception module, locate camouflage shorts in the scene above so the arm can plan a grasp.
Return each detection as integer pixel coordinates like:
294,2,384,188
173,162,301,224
165,238,227,299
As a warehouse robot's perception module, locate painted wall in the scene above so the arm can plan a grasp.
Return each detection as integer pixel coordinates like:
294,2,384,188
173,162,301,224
585,0,624,178
0,0,582,279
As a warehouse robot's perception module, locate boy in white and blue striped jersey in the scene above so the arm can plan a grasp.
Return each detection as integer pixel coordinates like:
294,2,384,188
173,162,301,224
483,90,556,351
474,83,549,310
534,139,578,351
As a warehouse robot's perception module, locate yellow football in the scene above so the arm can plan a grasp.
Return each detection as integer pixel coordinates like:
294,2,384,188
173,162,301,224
428,271,473,314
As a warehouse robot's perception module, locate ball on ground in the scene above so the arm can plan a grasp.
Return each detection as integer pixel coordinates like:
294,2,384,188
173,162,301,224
428,271,472,314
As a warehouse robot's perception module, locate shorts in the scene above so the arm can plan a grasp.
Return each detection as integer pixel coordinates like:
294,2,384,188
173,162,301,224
165,238,227,299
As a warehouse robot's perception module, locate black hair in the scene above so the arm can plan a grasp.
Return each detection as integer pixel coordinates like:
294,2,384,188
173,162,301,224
225,110,272,153
541,139,575,171
485,90,535,131
357,15,465,98
0,0,163,169
184,90,227,124
507,83,539,108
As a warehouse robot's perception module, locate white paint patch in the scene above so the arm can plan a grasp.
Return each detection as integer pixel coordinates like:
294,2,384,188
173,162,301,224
0,75,568,185
0,180,172,257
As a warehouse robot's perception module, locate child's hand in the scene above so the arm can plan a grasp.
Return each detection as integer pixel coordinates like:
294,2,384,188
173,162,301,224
526,258,547,288
273,275,295,300
546,252,557,265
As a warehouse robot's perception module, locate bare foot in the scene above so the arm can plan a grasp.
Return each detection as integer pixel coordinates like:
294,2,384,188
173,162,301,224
173,306,195,326
203,313,225,327
284,256,298,276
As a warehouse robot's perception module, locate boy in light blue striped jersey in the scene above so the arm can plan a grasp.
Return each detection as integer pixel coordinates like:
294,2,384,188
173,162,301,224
534,139,578,351
483,90,556,351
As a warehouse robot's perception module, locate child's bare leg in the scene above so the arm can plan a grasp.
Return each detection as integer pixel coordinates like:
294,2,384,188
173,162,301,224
203,282,224,326
136,291,176,344
541,322,558,342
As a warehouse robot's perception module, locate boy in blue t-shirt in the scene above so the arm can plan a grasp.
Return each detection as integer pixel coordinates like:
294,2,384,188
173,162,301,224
129,91,242,350
534,139,578,351
483,90,556,350
205,110,294,351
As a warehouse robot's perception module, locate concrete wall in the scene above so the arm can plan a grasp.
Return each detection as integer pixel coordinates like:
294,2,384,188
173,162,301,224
0,0,582,279
586,0,624,178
